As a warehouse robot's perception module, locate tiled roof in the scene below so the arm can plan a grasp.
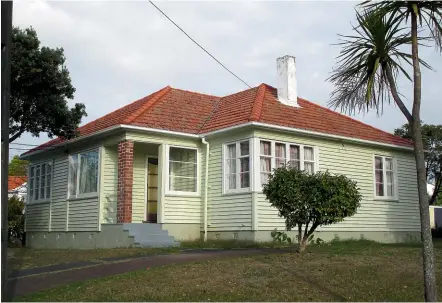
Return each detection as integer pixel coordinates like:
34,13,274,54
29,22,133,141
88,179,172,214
24,83,412,155
8,176,27,191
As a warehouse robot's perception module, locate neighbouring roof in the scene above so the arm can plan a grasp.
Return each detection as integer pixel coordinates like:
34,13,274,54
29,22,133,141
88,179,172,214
23,83,413,156
8,176,27,191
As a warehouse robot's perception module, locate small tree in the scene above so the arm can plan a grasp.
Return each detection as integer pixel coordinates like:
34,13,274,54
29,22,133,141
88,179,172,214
8,196,25,245
263,167,362,252
8,155,29,176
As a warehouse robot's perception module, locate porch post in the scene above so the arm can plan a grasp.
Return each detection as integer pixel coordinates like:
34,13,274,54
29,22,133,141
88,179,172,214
117,140,134,223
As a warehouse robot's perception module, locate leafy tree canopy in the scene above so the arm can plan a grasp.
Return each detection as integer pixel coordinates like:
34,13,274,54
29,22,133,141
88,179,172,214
263,168,361,252
10,26,87,143
395,123,442,205
8,155,29,176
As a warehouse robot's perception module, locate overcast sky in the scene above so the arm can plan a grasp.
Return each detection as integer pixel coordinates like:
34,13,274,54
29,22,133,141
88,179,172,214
10,0,442,158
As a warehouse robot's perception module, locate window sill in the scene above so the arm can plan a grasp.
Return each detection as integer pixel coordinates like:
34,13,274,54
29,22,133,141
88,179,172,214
165,192,200,198
28,200,51,205
373,197,399,202
68,194,98,201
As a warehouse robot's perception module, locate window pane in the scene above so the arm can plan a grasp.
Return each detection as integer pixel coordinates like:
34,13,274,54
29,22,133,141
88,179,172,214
386,171,393,184
226,159,236,175
387,184,394,196
275,143,285,158
290,145,300,161
170,161,197,178
260,141,271,156
29,166,35,199
240,141,249,156
46,163,52,198
240,157,249,172
240,172,250,188
35,166,40,200
40,172,46,199
375,157,383,169
170,176,196,192
170,147,196,163
289,160,300,170
375,170,383,183
227,174,236,189
305,162,314,174
69,156,78,196
79,150,99,194
260,157,271,173
226,144,236,159
376,183,384,196
304,147,314,161
261,173,270,186
385,158,393,170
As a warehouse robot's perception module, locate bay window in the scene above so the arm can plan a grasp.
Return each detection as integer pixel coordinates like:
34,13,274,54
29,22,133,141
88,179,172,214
224,140,250,193
28,162,52,202
168,146,198,194
260,140,317,186
374,155,397,199
68,149,99,198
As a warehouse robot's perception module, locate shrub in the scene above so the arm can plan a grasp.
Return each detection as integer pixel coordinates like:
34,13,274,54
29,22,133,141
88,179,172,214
8,196,25,245
263,167,361,252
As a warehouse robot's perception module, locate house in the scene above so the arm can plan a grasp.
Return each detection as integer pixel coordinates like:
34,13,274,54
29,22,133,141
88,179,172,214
21,55,419,249
8,176,27,202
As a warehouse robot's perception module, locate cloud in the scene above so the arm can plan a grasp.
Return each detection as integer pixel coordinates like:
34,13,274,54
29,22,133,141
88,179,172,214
10,1,442,157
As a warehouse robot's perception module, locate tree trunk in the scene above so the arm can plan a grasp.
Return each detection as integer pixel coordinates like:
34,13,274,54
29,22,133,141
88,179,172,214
410,12,438,302
298,238,307,253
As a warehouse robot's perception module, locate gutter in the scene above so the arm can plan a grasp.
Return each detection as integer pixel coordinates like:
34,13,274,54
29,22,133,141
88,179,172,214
201,137,209,241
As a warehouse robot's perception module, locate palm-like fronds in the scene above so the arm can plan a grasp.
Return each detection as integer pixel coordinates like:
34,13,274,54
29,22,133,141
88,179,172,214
362,1,442,52
328,9,429,117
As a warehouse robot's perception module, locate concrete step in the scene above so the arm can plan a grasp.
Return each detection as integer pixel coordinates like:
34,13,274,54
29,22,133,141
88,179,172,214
122,223,179,248
135,241,180,248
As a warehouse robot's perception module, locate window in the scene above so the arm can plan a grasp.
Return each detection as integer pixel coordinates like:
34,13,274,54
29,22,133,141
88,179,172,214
224,140,250,192
374,155,396,199
168,147,197,193
260,140,317,186
69,149,99,198
28,162,52,202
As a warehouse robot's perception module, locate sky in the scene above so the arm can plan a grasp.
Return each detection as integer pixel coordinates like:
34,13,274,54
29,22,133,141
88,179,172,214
10,0,442,159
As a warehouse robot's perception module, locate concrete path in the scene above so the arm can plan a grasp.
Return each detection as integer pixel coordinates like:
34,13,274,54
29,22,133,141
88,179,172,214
7,248,293,299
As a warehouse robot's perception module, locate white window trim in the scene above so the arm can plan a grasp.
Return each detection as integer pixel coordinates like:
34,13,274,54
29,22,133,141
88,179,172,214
373,154,398,201
67,147,100,200
222,139,251,194
28,160,53,203
256,138,319,192
165,144,200,197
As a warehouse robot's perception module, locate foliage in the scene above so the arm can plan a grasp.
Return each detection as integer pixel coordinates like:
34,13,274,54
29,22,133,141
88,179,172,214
8,155,29,176
263,167,361,252
270,229,293,245
8,196,25,245
10,26,87,143
395,123,442,205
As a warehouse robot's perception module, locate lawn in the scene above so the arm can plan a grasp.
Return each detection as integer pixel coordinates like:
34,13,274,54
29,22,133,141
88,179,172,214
16,240,442,302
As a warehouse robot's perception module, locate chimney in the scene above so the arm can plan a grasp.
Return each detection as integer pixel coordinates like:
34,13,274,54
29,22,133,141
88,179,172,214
277,55,299,107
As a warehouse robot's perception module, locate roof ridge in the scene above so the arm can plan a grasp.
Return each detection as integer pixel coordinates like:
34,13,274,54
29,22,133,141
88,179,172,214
123,86,171,124
171,87,220,98
249,83,267,121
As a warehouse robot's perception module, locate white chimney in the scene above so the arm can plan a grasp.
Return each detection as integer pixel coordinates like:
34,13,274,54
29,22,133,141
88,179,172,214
277,55,299,107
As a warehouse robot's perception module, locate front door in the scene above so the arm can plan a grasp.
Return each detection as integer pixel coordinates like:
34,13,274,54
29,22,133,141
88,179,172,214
146,157,158,223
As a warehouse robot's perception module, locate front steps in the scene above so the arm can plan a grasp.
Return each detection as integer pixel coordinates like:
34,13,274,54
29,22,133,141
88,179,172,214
122,223,179,248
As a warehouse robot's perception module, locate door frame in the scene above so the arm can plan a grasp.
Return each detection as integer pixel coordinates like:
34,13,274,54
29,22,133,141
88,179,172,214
144,155,159,222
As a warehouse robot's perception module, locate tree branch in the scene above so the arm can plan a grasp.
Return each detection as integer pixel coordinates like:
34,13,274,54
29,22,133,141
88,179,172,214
9,129,25,143
385,66,413,122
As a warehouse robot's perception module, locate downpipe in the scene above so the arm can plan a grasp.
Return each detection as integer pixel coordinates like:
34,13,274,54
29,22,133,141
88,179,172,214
201,137,209,241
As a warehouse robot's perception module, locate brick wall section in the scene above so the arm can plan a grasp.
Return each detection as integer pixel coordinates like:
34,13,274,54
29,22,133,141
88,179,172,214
117,140,134,223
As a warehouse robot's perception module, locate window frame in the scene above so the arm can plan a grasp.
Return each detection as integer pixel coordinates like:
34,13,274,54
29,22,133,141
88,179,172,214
28,160,53,204
258,139,319,190
165,144,200,197
67,147,101,200
373,155,398,201
223,139,251,194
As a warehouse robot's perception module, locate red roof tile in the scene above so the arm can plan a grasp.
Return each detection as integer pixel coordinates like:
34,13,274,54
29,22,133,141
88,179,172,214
24,83,412,155
8,176,27,191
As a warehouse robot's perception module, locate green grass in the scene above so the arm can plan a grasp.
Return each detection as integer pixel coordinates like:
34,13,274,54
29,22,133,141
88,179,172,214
15,240,442,302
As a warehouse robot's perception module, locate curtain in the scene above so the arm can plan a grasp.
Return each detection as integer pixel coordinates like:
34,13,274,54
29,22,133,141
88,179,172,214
69,156,78,197
46,163,52,198
79,151,98,194
260,141,271,155
169,147,197,192
226,144,236,189
240,157,250,188
275,143,286,168
289,145,300,169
